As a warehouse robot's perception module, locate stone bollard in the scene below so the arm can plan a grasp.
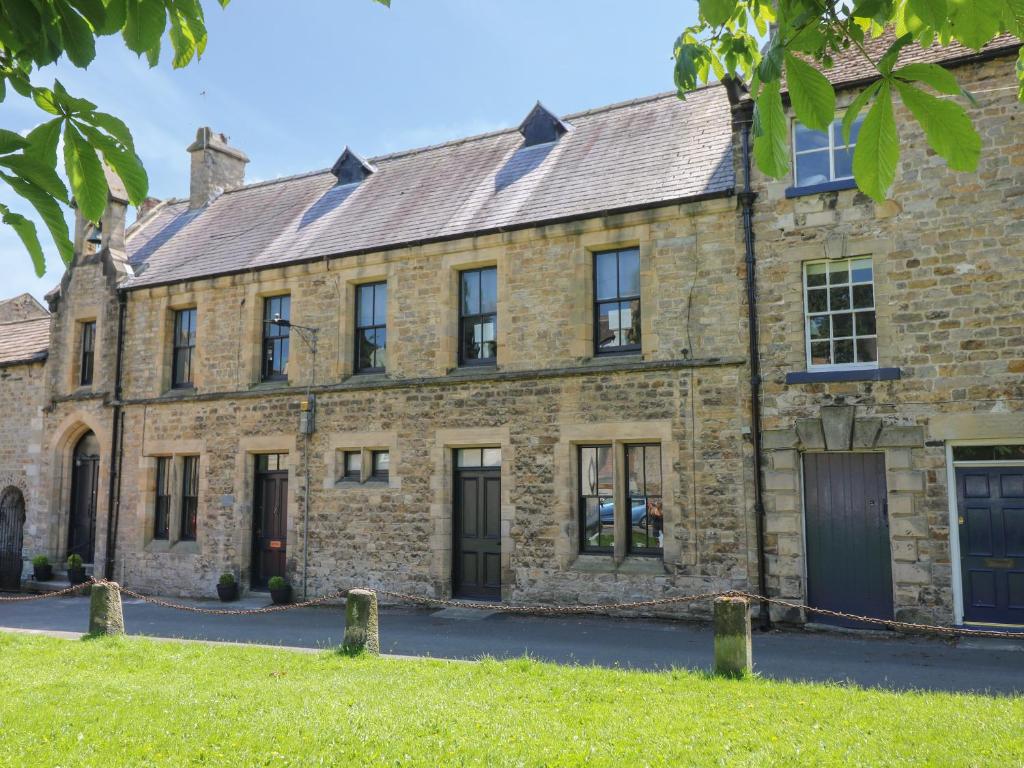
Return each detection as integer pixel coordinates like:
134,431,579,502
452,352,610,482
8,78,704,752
342,589,379,655
713,596,752,677
88,581,125,637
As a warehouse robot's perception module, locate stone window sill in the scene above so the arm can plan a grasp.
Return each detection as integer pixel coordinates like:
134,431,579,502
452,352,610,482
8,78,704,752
784,178,858,198
786,367,901,384
570,554,668,575
250,379,290,391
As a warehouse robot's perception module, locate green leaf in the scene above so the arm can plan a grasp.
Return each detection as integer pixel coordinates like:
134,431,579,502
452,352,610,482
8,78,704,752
145,34,160,66
907,0,948,28
0,203,46,276
32,88,62,115
0,172,74,264
757,36,783,83
894,62,964,95
699,0,736,26
97,0,127,34
63,122,108,221
76,121,148,203
122,0,166,55
0,154,69,200
877,32,913,74
784,52,836,132
53,80,97,113
25,118,64,168
948,0,1002,49
842,80,882,145
55,0,98,67
752,80,789,179
0,129,30,154
894,80,981,172
167,9,196,68
66,0,108,28
83,111,135,151
674,40,704,93
1017,46,1024,100
852,80,898,202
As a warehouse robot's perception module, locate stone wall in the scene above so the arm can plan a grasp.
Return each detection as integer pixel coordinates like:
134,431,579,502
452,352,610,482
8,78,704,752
27,198,760,608
749,53,1024,623
0,360,46,570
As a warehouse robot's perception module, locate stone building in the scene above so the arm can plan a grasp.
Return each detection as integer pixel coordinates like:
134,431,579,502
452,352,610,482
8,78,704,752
742,33,1024,626
0,33,1020,630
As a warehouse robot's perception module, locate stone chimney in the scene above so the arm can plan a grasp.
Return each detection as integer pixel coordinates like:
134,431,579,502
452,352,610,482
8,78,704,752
136,196,162,221
187,127,249,209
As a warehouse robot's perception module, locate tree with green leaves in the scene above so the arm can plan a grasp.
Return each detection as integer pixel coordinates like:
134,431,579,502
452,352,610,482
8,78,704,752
675,1,1024,201
0,0,229,277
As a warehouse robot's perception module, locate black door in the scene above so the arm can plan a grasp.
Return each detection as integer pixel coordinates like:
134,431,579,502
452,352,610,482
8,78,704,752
0,487,25,590
804,452,893,628
68,432,100,564
453,469,501,600
956,467,1024,625
252,462,288,588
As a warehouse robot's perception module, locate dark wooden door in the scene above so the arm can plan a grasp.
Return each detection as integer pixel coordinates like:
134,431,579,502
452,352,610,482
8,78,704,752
804,452,893,628
956,467,1024,625
453,469,501,599
68,455,99,564
0,488,25,590
252,471,288,588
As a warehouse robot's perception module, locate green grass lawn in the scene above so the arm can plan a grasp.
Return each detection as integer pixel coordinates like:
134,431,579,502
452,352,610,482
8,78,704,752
1,632,1021,767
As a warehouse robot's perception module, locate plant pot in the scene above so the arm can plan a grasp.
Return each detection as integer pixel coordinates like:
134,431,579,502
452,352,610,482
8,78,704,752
269,585,292,605
33,564,53,581
216,582,238,602
67,566,88,586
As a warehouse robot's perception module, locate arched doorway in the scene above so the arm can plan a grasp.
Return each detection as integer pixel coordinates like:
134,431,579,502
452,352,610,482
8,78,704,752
0,486,26,590
68,431,100,564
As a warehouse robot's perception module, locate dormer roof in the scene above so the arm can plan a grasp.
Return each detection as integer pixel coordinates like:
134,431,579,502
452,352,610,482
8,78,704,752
517,102,572,146
331,147,376,185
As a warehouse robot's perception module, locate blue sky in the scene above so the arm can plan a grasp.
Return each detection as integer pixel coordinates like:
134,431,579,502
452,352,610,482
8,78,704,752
0,1,697,302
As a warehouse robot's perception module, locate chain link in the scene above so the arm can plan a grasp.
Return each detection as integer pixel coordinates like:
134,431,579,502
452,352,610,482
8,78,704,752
0,580,93,601
4,579,1024,640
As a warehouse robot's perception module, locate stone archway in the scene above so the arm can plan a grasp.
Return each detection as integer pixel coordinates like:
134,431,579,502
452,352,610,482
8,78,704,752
0,486,26,590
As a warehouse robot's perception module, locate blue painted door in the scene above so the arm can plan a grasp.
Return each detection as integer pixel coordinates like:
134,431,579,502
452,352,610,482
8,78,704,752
956,467,1024,625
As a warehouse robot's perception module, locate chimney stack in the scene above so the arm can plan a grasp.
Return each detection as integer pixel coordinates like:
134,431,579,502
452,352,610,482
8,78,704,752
187,127,249,209
137,196,162,221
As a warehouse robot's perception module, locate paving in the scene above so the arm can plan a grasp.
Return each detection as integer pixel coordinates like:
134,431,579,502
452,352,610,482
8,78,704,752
1,592,1022,696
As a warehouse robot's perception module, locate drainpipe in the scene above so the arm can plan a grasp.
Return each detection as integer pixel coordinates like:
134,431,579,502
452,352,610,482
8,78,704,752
736,94,771,631
103,291,127,580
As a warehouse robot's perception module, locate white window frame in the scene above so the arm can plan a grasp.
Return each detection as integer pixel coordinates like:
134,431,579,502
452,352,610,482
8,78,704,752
802,256,878,371
791,117,860,188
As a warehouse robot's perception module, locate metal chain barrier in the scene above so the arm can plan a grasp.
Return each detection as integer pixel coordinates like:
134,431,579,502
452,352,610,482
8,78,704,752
3,578,1024,640
0,580,94,601
724,590,1024,641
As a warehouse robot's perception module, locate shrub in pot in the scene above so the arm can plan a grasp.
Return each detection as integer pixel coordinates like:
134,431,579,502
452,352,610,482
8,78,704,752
216,572,238,602
31,555,53,582
268,576,292,605
66,553,87,585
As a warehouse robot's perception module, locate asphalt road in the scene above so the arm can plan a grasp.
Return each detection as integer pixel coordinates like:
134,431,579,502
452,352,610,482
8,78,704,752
2,593,1022,695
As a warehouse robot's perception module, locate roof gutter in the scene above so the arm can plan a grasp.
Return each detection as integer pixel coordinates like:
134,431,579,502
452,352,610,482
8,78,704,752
122,189,735,292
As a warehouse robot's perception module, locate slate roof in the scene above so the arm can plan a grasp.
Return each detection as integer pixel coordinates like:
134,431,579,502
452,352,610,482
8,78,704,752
0,316,50,366
815,31,1020,89
124,86,736,288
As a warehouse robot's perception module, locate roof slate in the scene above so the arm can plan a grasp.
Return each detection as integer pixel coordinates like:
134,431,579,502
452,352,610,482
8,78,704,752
124,87,735,288
0,316,50,366
815,31,1020,89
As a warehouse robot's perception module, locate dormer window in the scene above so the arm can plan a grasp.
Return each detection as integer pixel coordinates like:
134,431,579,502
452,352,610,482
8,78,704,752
518,102,572,147
331,147,376,185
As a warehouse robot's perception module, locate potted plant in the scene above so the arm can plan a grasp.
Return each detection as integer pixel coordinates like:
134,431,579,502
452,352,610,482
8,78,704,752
268,576,292,605
216,572,239,602
66,554,87,585
31,555,53,582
